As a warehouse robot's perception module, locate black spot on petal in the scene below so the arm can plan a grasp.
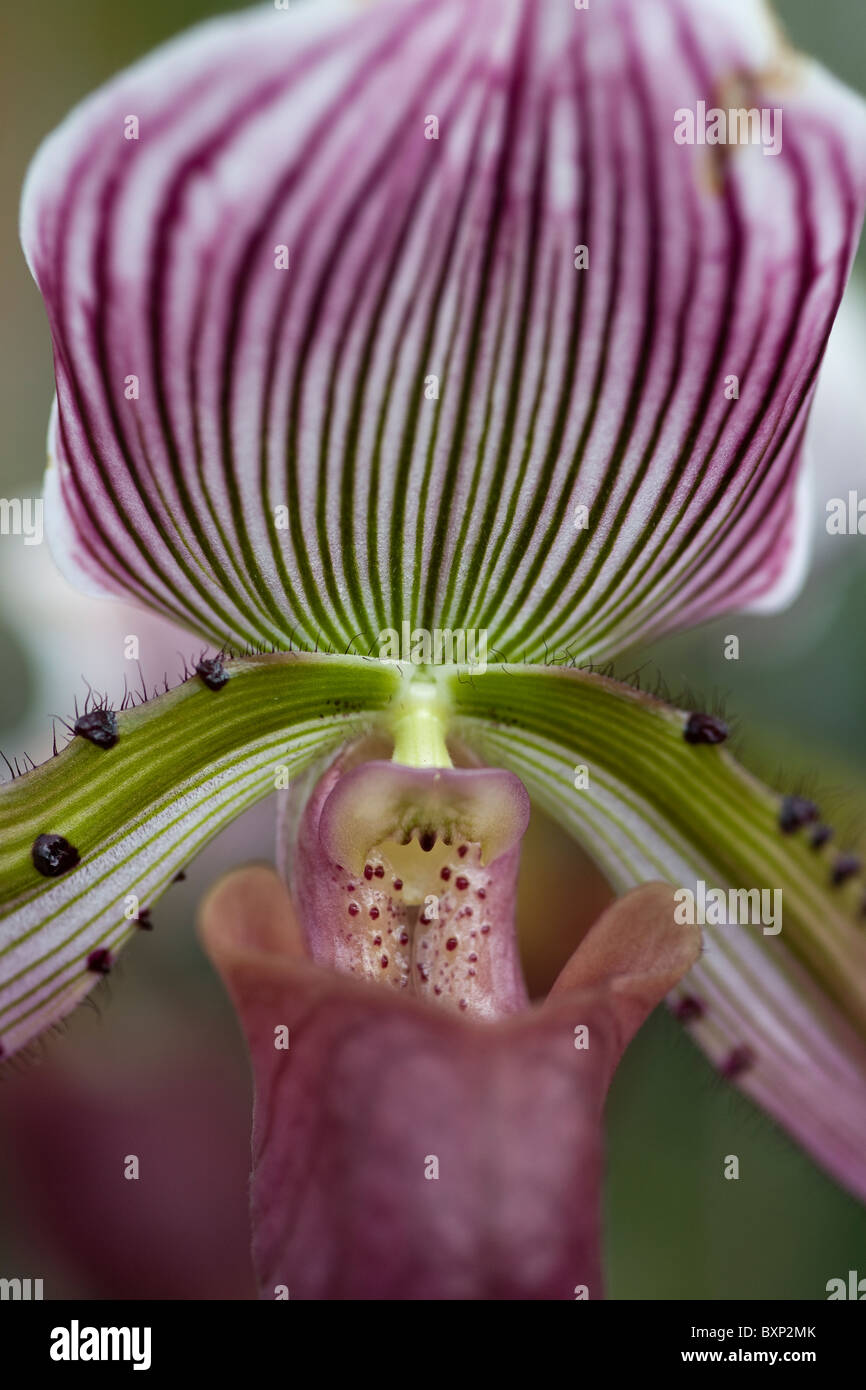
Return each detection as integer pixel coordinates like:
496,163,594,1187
32,832,79,878
195,657,229,691
778,795,819,834
684,712,728,745
87,948,112,975
831,854,861,887
74,708,118,749
721,1044,755,1080
673,995,705,1024
810,824,833,850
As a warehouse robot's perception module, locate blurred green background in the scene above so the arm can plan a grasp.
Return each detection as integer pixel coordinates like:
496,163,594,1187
1,0,865,1300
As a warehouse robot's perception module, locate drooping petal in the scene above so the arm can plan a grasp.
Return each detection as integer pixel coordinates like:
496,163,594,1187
0,654,400,1060
200,866,699,1300
21,0,866,658
282,749,531,1016
448,663,866,1200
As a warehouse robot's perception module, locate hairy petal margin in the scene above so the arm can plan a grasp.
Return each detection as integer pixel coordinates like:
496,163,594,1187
449,664,866,1201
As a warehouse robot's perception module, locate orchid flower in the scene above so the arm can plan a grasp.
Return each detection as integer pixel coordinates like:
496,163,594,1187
3,0,866,1298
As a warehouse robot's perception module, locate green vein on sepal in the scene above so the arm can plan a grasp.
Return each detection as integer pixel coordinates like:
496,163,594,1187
0,653,401,1057
447,663,866,1041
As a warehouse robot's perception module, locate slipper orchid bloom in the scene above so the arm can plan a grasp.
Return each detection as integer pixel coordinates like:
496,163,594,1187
3,0,866,1295
201,868,698,1299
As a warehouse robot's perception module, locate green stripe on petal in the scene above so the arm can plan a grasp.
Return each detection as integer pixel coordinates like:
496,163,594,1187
448,663,866,1199
21,1,866,658
0,654,400,1059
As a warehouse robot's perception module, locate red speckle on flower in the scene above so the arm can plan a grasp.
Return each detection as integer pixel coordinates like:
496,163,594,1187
393,878,403,891
477,888,486,899
434,985,442,995
440,866,451,881
480,922,490,934
455,875,469,890
458,845,468,857
348,902,360,916
468,952,478,962
370,906,380,919
398,930,409,945
374,864,385,878
373,935,382,946
458,998,468,1011
446,937,458,951
364,863,374,881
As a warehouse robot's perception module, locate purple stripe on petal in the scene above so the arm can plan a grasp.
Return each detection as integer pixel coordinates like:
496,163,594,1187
21,0,866,656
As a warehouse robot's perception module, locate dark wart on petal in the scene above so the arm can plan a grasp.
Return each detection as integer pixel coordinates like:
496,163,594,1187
778,795,819,834
32,832,80,877
195,656,229,691
74,708,119,749
86,948,112,974
673,995,705,1024
810,824,833,850
831,854,861,886
683,712,728,745
721,1044,755,1080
